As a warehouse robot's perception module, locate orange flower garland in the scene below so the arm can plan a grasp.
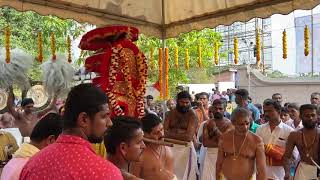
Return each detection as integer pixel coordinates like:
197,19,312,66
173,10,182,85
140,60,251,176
185,48,189,70
165,48,169,99
67,36,72,63
158,48,163,99
234,37,238,64
5,27,10,63
256,28,261,66
304,25,309,56
37,32,43,63
50,32,56,60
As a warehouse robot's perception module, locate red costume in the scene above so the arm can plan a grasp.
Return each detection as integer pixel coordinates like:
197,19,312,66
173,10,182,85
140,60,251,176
79,26,147,118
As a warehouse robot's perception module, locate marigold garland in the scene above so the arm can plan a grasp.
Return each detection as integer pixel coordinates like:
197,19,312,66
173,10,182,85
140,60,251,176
158,48,163,99
198,44,202,68
37,32,43,63
67,36,72,63
4,26,10,64
174,46,179,70
256,28,261,66
282,30,287,59
165,48,169,99
304,25,309,56
214,42,219,65
149,47,155,71
234,36,239,64
185,48,189,70
50,32,56,60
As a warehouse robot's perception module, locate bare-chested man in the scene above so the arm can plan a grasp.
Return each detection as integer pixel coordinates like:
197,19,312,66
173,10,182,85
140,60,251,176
164,91,198,180
7,86,57,138
131,114,175,180
216,108,267,180
198,99,233,180
283,104,320,180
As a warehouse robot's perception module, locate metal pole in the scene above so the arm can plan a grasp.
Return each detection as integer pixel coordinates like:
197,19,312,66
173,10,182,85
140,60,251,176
311,9,314,76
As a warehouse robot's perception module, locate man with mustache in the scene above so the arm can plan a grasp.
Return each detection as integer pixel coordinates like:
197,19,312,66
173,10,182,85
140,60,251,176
131,114,175,180
20,83,122,180
164,91,198,180
198,99,233,180
283,104,320,180
105,116,146,180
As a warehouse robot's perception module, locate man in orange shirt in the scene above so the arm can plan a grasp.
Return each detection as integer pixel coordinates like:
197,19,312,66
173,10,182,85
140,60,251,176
195,92,209,133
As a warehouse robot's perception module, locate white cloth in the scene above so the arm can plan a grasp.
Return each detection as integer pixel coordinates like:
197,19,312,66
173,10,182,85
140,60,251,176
2,128,23,146
285,119,303,130
294,161,318,180
197,121,207,144
256,122,294,180
170,142,197,180
200,147,218,180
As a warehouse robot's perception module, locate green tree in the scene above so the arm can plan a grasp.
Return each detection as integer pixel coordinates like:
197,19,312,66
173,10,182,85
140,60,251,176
136,29,225,96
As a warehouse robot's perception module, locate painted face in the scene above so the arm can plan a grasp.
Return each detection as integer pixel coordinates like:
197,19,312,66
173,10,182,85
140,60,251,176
263,104,280,122
301,109,317,129
123,129,146,162
87,104,112,143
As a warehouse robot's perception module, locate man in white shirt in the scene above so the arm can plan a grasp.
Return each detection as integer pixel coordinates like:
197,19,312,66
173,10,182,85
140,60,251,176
256,99,294,180
286,103,303,130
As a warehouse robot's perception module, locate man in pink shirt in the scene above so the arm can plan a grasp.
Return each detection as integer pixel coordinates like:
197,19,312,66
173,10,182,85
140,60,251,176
1,113,63,180
19,83,123,180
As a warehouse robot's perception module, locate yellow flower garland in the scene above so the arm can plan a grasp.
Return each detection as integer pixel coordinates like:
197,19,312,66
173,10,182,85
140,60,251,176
282,30,287,59
165,48,169,99
185,48,189,70
198,44,202,68
50,32,56,60
234,36,238,64
304,25,309,56
256,29,261,66
214,42,219,65
174,46,179,70
5,27,10,64
67,36,72,63
158,48,163,99
149,47,154,71
38,32,43,63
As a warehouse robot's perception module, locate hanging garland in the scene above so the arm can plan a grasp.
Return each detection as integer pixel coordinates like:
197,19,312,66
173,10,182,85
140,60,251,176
234,37,238,65
5,27,10,64
214,42,219,65
149,47,155,71
282,30,287,59
50,32,56,60
67,36,72,63
256,28,261,66
185,48,189,70
174,46,179,70
158,48,163,99
37,32,43,63
304,25,309,56
165,48,169,99
198,44,202,68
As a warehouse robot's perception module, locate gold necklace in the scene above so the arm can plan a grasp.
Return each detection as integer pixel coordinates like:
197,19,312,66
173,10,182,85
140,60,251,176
232,131,248,160
302,129,317,158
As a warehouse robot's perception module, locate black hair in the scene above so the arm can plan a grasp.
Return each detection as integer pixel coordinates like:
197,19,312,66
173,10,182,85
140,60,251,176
234,89,249,100
198,92,209,99
287,103,300,111
231,107,250,122
311,92,320,97
177,91,192,101
263,99,282,112
141,114,162,133
30,113,63,143
21,98,34,107
300,104,317,115
63,83,108,129
104,116,141,155
281,107,289,113
145,95,154,100
212,99,226,108
272,93,282,98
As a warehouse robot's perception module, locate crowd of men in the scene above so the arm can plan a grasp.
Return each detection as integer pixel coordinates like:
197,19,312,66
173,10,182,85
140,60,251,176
0,83,319,180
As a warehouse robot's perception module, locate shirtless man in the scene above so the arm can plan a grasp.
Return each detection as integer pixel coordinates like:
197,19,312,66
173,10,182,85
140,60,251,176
7,86,57,137
131,114,175,180
216,108,267,180
283,104,320,180
0,112,15,128
164,91,198,180
199,99,233,180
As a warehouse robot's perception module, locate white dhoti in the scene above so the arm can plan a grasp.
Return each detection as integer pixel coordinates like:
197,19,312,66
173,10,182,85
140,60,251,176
171,142,198,180
294,161,318,180
199,146,218,180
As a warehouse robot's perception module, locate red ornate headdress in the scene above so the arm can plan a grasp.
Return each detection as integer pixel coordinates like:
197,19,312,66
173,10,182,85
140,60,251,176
79,26,147,118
